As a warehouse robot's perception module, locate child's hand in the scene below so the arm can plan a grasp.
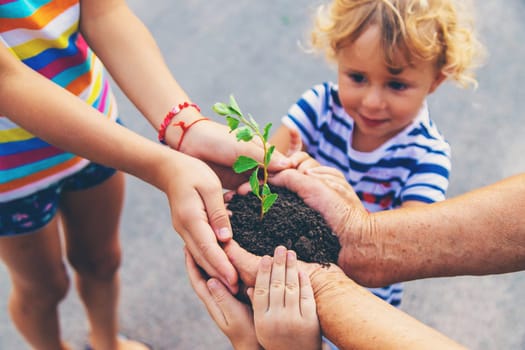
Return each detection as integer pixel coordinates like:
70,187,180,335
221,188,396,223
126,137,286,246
176,119,291,190
287,151,321,172
248,246,322,350
184,248,262,350
286,126,304,156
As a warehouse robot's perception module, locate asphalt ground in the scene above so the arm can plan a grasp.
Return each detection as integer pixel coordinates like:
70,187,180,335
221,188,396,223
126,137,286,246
1,1,524,349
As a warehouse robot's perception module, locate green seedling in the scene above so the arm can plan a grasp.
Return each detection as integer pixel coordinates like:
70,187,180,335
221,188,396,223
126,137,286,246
212,95,278,220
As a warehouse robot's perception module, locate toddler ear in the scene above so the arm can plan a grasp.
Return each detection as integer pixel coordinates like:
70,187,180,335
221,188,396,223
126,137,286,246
429,71,447,93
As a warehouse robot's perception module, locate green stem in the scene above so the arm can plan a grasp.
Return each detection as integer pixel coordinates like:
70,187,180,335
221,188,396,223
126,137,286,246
237,114,269,220
260,141,269,221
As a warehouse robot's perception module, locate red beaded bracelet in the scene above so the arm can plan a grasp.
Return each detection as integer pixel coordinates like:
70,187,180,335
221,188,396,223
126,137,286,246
158,102,201,145
171,117,209,151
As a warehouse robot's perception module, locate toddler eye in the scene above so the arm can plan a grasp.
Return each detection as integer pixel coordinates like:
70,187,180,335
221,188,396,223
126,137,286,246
348,73,366,84
388,81,407,91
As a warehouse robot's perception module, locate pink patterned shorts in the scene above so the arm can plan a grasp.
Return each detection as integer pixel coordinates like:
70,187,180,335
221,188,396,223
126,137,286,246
0,162,116,236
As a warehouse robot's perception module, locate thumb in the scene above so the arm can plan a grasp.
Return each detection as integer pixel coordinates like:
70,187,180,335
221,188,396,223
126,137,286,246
204,189,233,243
207,278,241,313
267,148,293,173
223,240,260,287
269,169,326,203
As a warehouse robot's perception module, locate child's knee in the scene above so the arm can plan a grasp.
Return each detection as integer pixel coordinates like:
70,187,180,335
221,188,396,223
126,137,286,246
13,267,70,308
69,251,122,281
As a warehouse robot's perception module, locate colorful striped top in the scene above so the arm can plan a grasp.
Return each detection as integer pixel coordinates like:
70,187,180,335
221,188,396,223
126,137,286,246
0,0,118,202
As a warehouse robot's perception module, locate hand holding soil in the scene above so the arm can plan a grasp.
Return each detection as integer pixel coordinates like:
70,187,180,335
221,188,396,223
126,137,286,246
226,185,341,265
215,96,341,266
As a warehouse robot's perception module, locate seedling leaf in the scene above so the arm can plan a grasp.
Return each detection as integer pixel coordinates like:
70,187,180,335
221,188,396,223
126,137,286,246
249,169,260,197
262,183,271,195
233,155,259,173
263,123,272,142
225,116,240,131
212,102,230,116
265,145,275,166
262,193,278,214
214,94,279,219
248,114,259,131
236,127,254,142
229,95,242,116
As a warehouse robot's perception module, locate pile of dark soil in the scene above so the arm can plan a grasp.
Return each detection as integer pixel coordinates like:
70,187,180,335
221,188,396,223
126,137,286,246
227,186,341,265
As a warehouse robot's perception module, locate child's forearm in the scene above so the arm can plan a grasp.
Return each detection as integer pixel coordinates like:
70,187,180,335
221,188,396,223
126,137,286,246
310,267,466,350
79,1,192,130
0,46,177,192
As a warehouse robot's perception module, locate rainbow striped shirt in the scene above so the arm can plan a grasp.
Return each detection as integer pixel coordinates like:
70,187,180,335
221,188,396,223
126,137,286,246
0,0,118,202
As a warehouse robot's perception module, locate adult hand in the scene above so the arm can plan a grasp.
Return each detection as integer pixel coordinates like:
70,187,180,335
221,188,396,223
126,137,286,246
268,167,374,279
226,164,370,282
270,167,367,235
225,165,371,288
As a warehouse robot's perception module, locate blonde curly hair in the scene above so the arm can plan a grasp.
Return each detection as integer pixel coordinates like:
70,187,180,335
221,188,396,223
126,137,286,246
311,0,485,87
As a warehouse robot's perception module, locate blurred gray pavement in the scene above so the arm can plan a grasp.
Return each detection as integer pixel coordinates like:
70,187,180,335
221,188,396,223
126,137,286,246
1,1,525,349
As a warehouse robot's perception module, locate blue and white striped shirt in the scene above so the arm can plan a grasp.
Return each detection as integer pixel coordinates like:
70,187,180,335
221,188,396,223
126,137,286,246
282,82,451,306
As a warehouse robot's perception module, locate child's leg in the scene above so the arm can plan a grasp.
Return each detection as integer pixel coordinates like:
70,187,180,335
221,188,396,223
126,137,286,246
0,215,72,350
59,170,127,349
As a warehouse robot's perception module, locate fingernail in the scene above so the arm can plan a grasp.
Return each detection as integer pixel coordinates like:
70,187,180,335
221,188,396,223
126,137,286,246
207,278,220,293
275,246,286,257
217,227,231,240
261,255,273,267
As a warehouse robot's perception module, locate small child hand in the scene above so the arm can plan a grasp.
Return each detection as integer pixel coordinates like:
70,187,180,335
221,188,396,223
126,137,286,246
286,127,304,156
184,248,262,350
287,151,321,173
248,246,322,350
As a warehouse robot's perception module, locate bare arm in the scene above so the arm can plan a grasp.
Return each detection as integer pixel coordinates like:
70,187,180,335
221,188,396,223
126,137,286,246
224,241,465,349
78,0,291,187
79,0,191,129
269,169,525,286
0,43,166,186
351,173,525,285
0,40,239,292
310,265,466,350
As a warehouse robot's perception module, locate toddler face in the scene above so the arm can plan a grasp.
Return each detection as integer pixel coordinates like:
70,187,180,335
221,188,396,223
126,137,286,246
336,25,444,152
